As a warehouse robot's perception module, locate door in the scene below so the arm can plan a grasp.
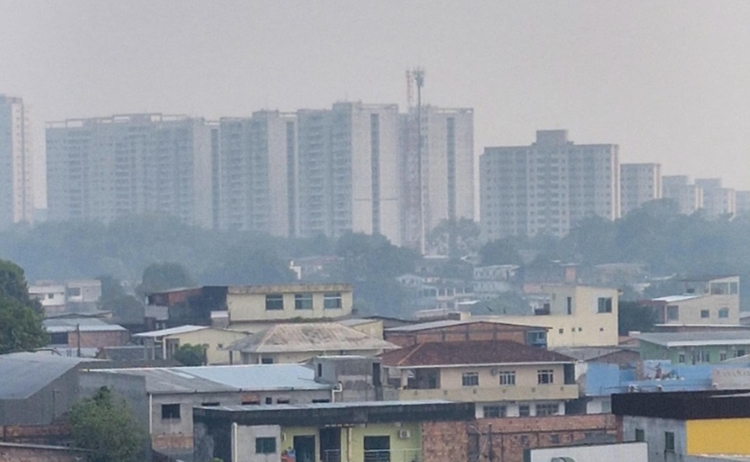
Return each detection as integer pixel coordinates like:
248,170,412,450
364,436,390,462
293,435,316,462
319,428,341,462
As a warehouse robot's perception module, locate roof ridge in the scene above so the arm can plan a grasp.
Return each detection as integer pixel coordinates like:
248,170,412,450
398,342,427,367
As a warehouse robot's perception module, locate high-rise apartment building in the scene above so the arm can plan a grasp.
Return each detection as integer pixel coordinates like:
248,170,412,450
695,178,736,219
736,191,750,216
46,114,212,227
620,163,662,216
662,175,703,215
400,106,474,250
481,130,619,240
214,111,296,235
0,95,34,228
295,102,402,244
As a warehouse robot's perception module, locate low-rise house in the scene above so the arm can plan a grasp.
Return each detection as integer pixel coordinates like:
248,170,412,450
80,364,335,460
44,317,129,350
480,284,620,348
28,283,66,316
614,390,750,462
383,319,548,348
226,322,399,365
381,340,578,418
636,331,750,364
193,400,476,462
226,283,354,331
525,442,647,462
473,264,518,300
133,325,246,365
642,275,741,325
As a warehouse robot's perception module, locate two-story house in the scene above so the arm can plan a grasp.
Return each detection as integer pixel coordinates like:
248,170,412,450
381,339,578,418
642,275,741,326
636,330,750,364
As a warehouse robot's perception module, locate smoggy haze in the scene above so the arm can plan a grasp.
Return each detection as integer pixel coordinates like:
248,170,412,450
2,0,750,207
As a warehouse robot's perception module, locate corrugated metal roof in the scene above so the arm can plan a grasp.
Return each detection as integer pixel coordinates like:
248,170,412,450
202,399,453,412
636,331,750,347
0,352,91,400
133,325,207,338
651,295,702,303
225,322,399,354
94,364,331,394
43,318,127,333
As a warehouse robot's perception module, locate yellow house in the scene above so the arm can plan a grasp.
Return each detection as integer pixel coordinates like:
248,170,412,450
617,389,750,459
193,400,475,462
477,284,619,347
225,322,399,365
226,283,354,331
381,339,578,418
134,325,247,365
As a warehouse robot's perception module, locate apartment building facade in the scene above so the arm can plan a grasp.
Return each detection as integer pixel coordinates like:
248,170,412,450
0,95,33,228
621,163,662,216
481,130,619,240
695,178,736,219
46,114,213,227
662,175,703,215
400,106,474,250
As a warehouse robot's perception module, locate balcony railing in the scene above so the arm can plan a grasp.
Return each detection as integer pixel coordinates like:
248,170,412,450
322,449,422,462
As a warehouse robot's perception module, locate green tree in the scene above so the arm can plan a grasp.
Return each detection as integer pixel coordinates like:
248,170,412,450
480,239,524,266
173,343,206,366
69,387,146,462
137,262,195,297
618,301,658,336
0,259,47,353
427,218,481,257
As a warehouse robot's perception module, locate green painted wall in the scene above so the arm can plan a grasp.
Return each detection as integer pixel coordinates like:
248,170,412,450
640,341,750,364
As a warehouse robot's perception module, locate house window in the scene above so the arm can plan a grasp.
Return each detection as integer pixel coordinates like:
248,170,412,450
720,352,728,361
255,437,276,454
265,294,284,311
276,399,290,404
537,369,554,384
700,310,710,319
678,353,686,363
295,293,313,310
323,292,342,309
484,405,507,418
566,297,572,315
242,400,260,405
667,305,679,321
519,405,531,417
738,349,747,358
462,372,479,387
665,431,675,453
161,404,180,420
261,357,274,364
635,428,645,442
498,371,516,386
597,297,612,313
364,436,390,462
536,403,559,416
719,308,729,318
201,402,220,407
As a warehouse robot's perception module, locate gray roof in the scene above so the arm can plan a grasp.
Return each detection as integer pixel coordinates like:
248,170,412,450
553,347,636,362
93,364,331,394
200,399,453,412
0,352,91,400
385,318,541,333
133,325,207,338
636,330,750,347
43,318,127,333
226,322,399,354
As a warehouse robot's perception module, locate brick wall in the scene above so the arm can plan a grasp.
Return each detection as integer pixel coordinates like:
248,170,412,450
152,434,193,451
0,423,72,446
422,414,617,462
0,443,87,462
386,323,531,347
67,330,130,348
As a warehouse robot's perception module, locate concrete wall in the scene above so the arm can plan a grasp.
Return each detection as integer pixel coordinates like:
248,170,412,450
384,322,532,348
67,329,129,348
0,367,80,425
528,442,647,462
662,294,740,325
0,443,88,462
621,415,686,462
166,328,246,365
235,424,280,462
227,285,353,323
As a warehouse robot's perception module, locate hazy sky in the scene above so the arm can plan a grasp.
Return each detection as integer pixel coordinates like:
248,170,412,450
2,1,750,207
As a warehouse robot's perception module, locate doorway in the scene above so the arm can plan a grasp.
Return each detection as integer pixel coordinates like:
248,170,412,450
319,427,341,462
293,435,316,462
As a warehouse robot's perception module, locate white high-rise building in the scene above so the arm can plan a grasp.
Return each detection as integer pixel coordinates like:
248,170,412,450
481,130,619,240
0,95,34,228
662,175,703,215
295,102,402,244
695,178,736,219
46,114,213,227
215,111,296,235
620,163,662,216
400,106,474,250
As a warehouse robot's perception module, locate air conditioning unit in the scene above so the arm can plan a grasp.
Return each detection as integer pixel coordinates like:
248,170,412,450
398,429,411,439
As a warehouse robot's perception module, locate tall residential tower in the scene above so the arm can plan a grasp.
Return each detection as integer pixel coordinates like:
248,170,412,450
0,95,34,228
620,163,661,216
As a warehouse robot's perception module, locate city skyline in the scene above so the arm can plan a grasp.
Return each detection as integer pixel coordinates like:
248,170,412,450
2,1,750,209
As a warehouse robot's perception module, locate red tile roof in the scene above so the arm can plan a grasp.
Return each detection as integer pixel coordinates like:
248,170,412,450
380,340,574,367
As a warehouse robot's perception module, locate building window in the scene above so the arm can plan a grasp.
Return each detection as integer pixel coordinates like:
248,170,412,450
535,403,559,416
498,371,516,386
518,404,531,417
667,305,679,321
295,293,313,310
678,353,686,363
537,369,554,384
720,352,728,361
719,308,729,318
265,294,284,311
201,402,220,407
255,437,276,454
462,372,479,387
261,357,274,364
665,431,675,453
597,297,612,313
635,428,645,442
700,310,710,319
323,292,342,309
161,404,180,420
364,436,390,462
484,405,507,418
276,399,290,404
738,349,747,358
